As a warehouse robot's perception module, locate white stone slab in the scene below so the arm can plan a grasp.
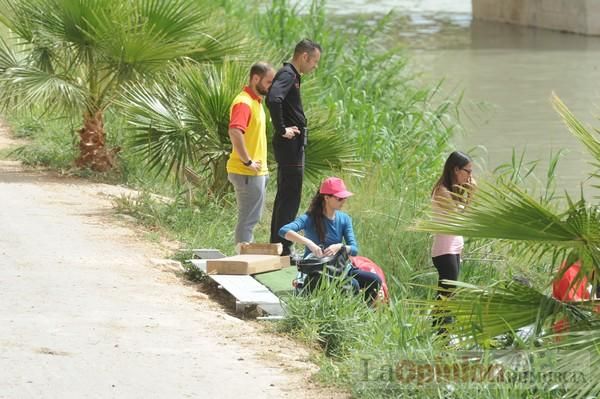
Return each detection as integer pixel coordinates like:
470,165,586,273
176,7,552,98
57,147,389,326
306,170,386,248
192,249,226,259
209,275,281,305
188,260,285,316
188,259,207,273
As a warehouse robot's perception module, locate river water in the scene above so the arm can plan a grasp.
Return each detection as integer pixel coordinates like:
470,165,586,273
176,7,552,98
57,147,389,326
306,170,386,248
320,0,600,195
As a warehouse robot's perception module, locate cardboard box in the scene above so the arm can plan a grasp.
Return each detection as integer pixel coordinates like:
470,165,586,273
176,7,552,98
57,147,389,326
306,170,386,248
279,256,290,267
239,243,283,255
206,254,283,275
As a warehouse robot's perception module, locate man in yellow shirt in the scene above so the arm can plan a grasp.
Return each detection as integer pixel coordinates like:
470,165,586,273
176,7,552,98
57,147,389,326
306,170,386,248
227,62,275,244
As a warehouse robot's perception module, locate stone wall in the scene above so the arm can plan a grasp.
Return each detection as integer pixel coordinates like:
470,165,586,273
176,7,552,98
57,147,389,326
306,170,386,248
472,0,600,35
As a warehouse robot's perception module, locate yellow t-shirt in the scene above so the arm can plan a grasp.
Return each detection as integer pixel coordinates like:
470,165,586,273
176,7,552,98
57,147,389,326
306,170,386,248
226,88,268,176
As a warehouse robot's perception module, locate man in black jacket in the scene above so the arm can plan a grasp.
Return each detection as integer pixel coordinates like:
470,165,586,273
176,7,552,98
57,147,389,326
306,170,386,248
267,39,322,256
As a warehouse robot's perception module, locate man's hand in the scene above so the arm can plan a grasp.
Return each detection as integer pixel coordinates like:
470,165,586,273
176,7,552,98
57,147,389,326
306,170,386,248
247,160,262,172
282,126,300,139
323,243,344,257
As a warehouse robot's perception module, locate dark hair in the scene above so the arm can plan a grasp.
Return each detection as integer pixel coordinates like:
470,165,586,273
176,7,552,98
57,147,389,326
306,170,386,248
307,191,326,243
293,39,322,58
249,62,273,79
432,151,472,198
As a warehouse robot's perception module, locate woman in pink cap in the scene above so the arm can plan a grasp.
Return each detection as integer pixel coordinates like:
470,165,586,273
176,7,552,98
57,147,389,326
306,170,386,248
279,177,381,302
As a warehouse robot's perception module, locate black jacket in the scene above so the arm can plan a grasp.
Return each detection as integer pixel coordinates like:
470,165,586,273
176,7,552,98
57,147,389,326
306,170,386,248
266,63,306,167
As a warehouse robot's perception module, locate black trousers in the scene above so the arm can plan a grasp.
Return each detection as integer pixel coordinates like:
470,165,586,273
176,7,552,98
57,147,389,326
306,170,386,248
432,253,461,299
432,253,461,329
348,268,382,304
270,166,304,255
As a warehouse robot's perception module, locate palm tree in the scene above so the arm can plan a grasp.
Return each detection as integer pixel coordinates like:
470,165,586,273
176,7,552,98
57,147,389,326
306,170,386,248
121,60,247,195
120,60,362,196
0,0,248,171
410,94,600,398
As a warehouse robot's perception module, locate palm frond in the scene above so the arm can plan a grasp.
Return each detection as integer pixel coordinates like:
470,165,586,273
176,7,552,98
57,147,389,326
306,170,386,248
412,181,579,243
412,179,600,289
552,93,600,191
120,60,246,181
0,66,86,111
0,0,252,110
406,272,600,399
303,108,363,181
535,317,600,399
407,280,600,398
177,60,245,148
183,166,203,187
0,0,36,43
120,79,200,178
0,37,20,73
91,1,205,73
187,24,255,63
407,280,591,346
552,92,600,164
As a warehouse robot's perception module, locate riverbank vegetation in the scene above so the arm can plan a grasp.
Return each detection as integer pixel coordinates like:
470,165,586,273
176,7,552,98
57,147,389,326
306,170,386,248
1,1,598,398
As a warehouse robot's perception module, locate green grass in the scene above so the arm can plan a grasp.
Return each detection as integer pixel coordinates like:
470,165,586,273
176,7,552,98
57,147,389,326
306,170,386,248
5,115,78,171
111,191,239,254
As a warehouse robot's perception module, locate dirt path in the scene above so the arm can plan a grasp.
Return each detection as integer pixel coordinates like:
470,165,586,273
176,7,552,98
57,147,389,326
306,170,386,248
0,127,340,398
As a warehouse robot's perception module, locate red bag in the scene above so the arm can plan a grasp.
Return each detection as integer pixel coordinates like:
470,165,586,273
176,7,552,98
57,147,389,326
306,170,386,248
350,256,389,302
552,260,589,301
552,260,590,336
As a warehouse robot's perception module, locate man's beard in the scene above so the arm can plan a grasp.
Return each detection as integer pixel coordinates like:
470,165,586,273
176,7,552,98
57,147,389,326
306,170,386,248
256,85,268,96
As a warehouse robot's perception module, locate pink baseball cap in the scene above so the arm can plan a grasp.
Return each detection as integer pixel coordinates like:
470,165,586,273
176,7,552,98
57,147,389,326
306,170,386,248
319,177,353,198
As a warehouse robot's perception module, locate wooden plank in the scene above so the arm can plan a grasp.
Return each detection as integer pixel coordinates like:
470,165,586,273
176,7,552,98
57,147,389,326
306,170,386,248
206,254,282,275
209,275,281,306
239,243,283,255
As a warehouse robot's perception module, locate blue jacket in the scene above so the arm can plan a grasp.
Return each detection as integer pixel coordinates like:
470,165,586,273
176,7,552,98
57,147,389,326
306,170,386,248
279,211,359,257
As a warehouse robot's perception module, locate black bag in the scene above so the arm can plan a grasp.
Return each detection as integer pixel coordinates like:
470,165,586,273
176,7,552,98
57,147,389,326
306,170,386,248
297,246,351,278
295,246,353,294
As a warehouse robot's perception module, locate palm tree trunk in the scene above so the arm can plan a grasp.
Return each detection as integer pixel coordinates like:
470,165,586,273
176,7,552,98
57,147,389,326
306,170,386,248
75,110,120,172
